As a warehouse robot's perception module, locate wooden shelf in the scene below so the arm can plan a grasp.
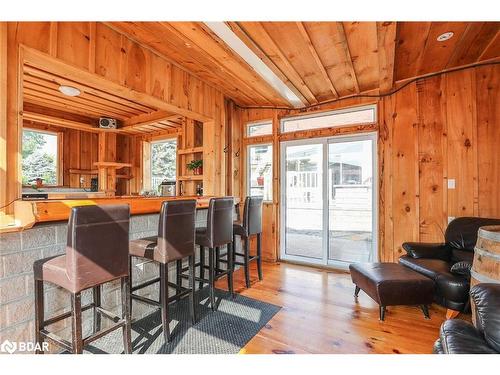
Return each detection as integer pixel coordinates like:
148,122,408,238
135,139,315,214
93,162,132,169
69,169,98,174
177,146,203,155
116,174,133,179
178,175,203,181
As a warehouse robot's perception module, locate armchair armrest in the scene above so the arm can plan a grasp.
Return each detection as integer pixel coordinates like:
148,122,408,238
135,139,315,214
402,242,451,260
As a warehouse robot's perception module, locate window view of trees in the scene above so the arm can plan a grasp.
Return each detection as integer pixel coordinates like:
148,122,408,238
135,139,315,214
151,139,177,190
22,130,58,186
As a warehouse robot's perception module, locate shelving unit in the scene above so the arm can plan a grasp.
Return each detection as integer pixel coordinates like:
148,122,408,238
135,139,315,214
93,161,132,196
177,119,204,196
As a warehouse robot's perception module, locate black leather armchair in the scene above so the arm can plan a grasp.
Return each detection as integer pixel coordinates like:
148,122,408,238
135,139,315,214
399,217,500,313
433,284,500,354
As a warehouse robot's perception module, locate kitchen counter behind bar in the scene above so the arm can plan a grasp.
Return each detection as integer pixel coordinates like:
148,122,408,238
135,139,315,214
0,197,239,353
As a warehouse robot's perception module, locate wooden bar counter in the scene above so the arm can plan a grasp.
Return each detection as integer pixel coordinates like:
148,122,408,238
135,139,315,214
1,195,239,233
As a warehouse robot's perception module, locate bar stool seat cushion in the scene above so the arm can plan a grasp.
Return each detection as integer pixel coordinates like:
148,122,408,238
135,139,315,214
129,236,164,262
233,221,248,237
33,255,74,293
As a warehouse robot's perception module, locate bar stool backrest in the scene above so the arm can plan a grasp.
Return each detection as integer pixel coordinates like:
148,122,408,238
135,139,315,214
65,204,130,291
207,197,234,247
243,196,263,236
157,199,197,262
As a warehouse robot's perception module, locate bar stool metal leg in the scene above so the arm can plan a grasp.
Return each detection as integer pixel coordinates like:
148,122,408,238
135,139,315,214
199,246,205,290
244,237,250,288
209,247,216,311
232,235,237,271
188,255,197,324
93,286,101,333
71,292,83,354
129,257,133,316
227,242,234,298
34,279,44,354
121,277,132,353
257,233,263,281
216,247,221,276
159,263,171,343
176,260,182,294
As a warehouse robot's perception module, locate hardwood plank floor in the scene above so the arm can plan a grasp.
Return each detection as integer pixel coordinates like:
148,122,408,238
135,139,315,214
216,261,465,354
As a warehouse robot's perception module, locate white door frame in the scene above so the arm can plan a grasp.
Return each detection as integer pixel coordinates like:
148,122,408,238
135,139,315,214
280,132,378,270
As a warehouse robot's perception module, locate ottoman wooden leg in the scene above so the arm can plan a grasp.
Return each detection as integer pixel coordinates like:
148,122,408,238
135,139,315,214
421,305,430,319
446,309,460,319
354,286,360,297
379,305,386,321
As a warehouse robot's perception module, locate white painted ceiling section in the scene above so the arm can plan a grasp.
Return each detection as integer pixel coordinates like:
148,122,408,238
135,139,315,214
204,22,304,108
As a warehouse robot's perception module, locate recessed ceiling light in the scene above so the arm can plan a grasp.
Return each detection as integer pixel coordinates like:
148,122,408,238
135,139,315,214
58,85,81,97
437,32,454,42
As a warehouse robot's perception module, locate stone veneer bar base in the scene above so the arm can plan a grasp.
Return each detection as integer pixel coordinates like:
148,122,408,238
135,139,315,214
0,209,238,353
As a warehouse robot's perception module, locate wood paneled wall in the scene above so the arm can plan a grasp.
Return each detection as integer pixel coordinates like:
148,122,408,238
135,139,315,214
1,22,227,210
236,65,500,262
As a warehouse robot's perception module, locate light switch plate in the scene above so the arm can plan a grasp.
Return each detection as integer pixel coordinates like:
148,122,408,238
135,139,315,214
447,179,456,189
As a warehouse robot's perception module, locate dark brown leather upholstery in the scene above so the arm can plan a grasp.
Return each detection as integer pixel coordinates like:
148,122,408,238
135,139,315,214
433,284,500,354
130,200,197,263
233,196,263,238
34,205,130,293
401,216,500,312
349,263,434,307
196,197,234,248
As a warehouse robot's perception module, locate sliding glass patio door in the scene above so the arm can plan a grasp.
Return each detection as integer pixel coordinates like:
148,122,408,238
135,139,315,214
280,133,377,268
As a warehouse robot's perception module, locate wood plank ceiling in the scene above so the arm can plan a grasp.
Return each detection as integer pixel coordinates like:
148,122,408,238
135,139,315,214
108,21,500,108
22,60,184,135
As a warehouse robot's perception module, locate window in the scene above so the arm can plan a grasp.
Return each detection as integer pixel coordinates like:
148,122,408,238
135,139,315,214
248,144,273,201
246,120,272,137
150,138,177,190
22,129,59,186
281,105,376,133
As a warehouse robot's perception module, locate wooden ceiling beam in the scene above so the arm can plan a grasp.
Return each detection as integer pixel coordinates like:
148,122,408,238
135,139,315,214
336,22,360,94
377,21,397,93
123,110,182,128
295,22,338,98
225,22,309,106
23,111,103,133
160,22,273,106
237,22,319,105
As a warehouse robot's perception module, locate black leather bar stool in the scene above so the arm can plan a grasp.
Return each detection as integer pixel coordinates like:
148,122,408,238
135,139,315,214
33,205,132,354
232,196,264,288
129,200,197,343
192,197,234,310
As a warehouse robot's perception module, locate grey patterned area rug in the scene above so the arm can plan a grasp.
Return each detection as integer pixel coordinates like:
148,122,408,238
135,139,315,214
85,288,281,354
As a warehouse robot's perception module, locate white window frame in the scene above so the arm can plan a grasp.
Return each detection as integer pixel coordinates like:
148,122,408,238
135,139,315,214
246,120,273,138
281,104,377,133
247,143,273,202
22,128,61,186
149,137,177,190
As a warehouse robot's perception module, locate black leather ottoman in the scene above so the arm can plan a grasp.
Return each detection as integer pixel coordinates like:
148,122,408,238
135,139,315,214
349,263,435,320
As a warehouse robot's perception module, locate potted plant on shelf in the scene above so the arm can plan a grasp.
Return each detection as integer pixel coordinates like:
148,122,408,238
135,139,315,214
187,159,203,175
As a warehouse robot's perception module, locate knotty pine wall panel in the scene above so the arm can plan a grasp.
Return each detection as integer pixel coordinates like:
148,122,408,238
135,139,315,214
2,22,227,208
237,65,499,262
